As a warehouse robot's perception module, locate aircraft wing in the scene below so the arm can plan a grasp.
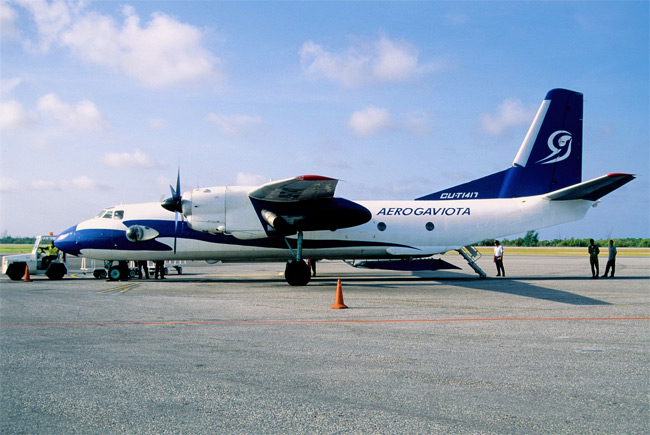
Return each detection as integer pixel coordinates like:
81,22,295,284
249,175,338,202
543,173,635,201
248,175,371,234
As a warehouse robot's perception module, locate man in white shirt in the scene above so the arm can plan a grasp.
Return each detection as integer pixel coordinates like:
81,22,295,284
493,240,505,277
602,240,617,278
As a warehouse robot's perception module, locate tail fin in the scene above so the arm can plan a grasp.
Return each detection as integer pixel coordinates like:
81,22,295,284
416,89,583,201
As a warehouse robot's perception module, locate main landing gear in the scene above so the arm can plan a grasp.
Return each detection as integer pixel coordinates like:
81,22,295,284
284,231,311,286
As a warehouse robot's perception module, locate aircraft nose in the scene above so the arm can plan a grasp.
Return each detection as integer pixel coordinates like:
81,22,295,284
54,225,79,255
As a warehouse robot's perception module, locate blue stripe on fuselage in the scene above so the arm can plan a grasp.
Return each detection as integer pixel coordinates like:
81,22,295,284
58,219,410,256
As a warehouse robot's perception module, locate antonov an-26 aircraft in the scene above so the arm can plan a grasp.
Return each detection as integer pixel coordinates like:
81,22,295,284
55,89,634,285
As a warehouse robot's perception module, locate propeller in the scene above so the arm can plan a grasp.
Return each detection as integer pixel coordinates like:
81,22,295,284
161,168,182,213
161,169,183,253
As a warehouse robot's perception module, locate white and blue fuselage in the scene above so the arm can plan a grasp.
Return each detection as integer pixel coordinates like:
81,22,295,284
55,192,592,262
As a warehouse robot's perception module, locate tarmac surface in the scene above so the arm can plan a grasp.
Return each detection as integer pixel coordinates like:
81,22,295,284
1,254,649,434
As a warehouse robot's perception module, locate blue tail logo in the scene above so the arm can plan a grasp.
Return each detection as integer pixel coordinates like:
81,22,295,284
537,130,572,164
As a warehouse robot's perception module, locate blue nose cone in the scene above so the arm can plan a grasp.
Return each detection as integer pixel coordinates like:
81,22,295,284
54,225,80,256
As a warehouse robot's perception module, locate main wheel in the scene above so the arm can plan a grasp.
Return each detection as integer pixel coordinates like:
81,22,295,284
108,266,122,281
284,260,311,286
45,263,66,280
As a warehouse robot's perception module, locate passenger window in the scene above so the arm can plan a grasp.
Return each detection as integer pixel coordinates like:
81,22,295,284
102,211,113,219
114,210,124,220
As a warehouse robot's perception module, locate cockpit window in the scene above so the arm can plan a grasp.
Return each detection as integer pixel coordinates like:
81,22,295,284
95,210,106,218
102,211,113,219
114,210,124,220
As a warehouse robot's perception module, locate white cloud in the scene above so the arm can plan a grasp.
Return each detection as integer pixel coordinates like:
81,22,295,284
479,98,536,136
0,77,23,95
347,106,392,137
30,180,60,191
234,172,267,186
15,0,72,51
37,93,108,131
102,149,162,169
0,3,19,39
0,100,34,129
0,177,21,192
14,2,224,88
372,36,419,82
4,176,109,192
300,35,431,87
148,117,167,130
67,175,108,190
206,113,265,136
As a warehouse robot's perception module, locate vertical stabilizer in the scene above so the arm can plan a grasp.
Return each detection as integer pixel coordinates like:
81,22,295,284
416,88,583,201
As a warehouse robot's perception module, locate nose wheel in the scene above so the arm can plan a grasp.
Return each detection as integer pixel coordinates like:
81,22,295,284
284,231,311,286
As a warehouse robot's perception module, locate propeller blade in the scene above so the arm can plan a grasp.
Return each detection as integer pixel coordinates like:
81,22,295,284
175,168,181,200
173,211,178,254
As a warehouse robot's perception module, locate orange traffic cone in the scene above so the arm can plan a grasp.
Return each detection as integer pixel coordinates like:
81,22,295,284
331,279,348,309
23,264,32,282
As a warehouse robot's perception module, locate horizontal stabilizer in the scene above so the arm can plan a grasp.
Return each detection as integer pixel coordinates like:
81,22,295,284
353,258,461,271
543,173,635,201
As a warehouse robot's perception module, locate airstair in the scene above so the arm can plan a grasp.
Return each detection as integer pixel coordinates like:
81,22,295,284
457,245,486,278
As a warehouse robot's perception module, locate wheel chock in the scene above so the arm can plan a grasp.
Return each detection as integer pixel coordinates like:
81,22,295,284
22,264,32,282
331,279,348,309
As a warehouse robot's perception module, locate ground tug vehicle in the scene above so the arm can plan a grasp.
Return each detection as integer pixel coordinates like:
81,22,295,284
2,234,67,280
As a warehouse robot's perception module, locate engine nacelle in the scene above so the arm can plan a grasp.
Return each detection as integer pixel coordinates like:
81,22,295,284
183,186,267,239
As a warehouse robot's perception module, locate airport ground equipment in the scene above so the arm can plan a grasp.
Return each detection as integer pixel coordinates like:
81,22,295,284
457,246,486,278
2,234,68,280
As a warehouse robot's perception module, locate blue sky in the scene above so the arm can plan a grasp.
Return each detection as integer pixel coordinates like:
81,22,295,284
1,0,648,240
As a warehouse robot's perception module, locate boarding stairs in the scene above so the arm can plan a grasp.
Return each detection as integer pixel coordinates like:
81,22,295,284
457,245,487,278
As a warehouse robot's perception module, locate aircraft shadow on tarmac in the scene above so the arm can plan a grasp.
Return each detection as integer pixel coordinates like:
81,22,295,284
329,275,612,306
117,271,620,306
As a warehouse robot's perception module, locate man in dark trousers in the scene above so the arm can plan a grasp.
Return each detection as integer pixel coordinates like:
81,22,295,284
154,260,165,280
602,240,617,278
493,240,505,277
136,261,149,279
588,239,600,278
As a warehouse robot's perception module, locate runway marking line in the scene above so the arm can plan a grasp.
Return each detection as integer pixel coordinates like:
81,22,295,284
98,283,140,294
1,317,648,327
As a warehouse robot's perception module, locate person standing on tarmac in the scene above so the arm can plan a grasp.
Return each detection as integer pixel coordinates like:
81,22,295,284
493,240,505,277
154,260,165,280
588,239,600,278
136,260,149,279
603,240,617,278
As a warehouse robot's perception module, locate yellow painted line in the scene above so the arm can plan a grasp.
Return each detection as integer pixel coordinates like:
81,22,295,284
98,283,139,294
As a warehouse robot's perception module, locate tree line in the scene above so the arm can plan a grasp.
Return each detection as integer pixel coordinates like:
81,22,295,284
0,234,36,244
479,231,650,247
